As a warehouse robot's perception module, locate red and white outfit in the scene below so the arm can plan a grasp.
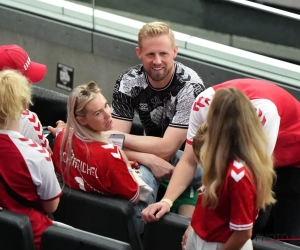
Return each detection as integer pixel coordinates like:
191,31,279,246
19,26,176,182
53,131,139,203
187,79,300,168
19,109,49,149
186,160,256,250
0,130,62,250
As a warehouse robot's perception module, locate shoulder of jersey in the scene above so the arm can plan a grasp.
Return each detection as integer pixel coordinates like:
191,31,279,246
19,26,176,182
230,160,247,183
100,144,122,160
120,64,143,80
175,62,204,85
17,137,51,162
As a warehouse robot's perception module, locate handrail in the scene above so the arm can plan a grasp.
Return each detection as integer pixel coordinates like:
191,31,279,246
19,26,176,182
222,0,300,21
1,0,300,88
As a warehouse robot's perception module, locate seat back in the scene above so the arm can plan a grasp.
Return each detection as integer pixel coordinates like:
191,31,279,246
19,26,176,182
30,86,68,127
41,225,132,250
143,212,190,250
253,238,300,250
53,186,143,250
0,209,35,250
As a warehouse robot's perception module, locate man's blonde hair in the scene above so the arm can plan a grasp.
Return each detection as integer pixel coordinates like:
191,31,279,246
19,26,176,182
0,69,31,128
138,22,175,48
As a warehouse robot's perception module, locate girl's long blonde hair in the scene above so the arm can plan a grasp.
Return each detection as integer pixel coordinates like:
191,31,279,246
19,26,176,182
196,87,276,210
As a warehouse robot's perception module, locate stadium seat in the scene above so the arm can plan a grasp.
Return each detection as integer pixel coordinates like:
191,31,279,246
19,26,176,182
53,186,143,250
143,212,190,250
0,209,35,250
30,86,68,127
253,238,300,250
41,224,132,250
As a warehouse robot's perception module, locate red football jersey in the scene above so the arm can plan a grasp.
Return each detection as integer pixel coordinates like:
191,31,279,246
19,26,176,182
0,130,62,250
53,131,139,203
187,79,300,167
191,159,258,243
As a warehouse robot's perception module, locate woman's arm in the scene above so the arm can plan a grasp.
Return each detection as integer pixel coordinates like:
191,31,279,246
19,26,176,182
221,229,252,250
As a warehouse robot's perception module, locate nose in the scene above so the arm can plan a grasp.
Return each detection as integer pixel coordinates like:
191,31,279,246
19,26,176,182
153,54,162,65
103,107,111,118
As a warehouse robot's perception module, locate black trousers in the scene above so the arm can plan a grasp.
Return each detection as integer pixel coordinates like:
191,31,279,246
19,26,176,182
252,167,300,246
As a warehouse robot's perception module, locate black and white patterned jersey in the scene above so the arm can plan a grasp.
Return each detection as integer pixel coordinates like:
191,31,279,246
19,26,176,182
111,61,205,137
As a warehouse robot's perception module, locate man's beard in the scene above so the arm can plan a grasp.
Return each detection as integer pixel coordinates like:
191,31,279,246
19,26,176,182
147,67,172,82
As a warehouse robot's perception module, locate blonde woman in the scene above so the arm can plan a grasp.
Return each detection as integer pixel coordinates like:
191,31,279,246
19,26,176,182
0,70,61,250
53,81,154,232
184,88,276,250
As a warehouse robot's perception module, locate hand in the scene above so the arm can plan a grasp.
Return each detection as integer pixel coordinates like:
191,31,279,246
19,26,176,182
142,201,171,223
129,160,140,169
148,155,174,181
182,225,191,250
48,120,66,136
47,145,53,156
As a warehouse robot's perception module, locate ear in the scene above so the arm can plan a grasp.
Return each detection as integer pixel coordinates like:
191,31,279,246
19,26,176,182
173,45,179,59
76,116,87,126
136,47,142,60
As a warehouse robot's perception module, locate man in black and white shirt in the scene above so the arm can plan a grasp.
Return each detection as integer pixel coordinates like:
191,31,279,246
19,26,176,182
110,22,205,217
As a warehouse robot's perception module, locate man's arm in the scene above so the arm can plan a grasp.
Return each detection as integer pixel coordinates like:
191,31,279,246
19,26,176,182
120,127,186,162
124,149,174,181
112,118,132,134
142,144,198,223
112,118,186,161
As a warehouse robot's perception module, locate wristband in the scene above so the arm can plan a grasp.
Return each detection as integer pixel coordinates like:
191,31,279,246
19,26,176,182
161,198,173,208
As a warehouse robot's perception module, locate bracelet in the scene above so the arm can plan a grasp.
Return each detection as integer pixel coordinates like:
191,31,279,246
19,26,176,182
161,198,173,208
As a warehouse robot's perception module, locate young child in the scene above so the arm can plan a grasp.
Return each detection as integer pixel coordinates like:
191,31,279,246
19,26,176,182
183,88,276,250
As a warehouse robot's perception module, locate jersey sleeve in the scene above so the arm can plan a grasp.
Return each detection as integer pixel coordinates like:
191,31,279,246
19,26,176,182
32,152,62,201
251,99,280,154
100,144,139,203
170,82,205,129
229,164,256,231
186,87,214,145
111,79,135,121
19,110,49,149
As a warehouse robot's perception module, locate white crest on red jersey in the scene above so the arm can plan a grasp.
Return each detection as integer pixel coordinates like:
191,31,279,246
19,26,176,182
19,137,51,161
101,144,121,159
21,110,47,148
231,160,245,182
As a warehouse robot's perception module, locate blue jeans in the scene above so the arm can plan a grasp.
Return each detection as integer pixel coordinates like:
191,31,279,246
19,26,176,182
133,150,202,234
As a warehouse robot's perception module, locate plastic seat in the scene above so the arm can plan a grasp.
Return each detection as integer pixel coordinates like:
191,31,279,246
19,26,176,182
41,224,132,250
143,212,190,250
53,186,143,250
0,209,35,250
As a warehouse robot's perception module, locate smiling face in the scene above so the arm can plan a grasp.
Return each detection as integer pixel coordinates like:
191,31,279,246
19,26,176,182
76,92,113,132
136,34,178,88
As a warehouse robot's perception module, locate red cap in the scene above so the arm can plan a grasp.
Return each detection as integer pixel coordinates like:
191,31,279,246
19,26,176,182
0,44,46,84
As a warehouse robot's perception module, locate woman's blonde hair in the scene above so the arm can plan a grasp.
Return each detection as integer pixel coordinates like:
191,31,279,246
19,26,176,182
199,87,276,210
138,22,175,48
0,69,31,128
60,81,108,183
